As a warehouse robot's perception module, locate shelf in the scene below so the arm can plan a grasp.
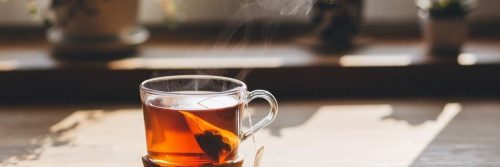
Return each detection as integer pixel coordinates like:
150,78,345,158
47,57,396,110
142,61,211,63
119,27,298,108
1,36,500,102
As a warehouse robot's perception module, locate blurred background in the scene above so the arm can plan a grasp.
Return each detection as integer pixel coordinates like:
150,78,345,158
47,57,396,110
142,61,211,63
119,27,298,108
0,0,499,101
1,0,499,26
1,0,500,166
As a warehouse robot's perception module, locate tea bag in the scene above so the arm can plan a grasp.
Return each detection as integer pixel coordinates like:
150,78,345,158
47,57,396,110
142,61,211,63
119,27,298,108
179,111,239,163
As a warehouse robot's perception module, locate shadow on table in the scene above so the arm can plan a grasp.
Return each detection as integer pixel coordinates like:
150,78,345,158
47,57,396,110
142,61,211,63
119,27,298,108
0,106,74,165
245,101,322,138
410,102,500,166
0,104,129,166
249,100,449,138
381,101,446,126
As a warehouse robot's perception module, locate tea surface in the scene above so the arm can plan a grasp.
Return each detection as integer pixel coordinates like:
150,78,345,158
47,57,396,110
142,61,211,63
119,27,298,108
142,94,242,165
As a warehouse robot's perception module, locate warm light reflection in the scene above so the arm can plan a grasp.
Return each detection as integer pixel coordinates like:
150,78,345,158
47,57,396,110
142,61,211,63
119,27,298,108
299,103,461,166
6,109,145,166
108,57,283,70
0,60,19,71
317,104,393,113
6,103,464,166
457,53,478,66
339,54,412,67
50,110,105,133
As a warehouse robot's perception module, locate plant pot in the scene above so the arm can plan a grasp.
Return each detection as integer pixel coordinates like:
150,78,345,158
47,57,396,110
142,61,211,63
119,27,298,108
47,0,149,60
420,17,467,56
312,0,364,50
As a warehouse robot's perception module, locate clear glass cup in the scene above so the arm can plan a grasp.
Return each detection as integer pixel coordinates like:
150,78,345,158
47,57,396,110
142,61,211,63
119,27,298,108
139,75,278,166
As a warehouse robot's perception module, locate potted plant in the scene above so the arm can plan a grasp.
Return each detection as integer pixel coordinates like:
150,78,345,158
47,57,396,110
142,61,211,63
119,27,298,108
417,0,477,56
29,0,149,60
312,0,364,50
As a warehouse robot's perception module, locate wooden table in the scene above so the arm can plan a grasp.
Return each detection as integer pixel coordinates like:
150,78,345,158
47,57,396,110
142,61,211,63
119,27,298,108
2,98,500,166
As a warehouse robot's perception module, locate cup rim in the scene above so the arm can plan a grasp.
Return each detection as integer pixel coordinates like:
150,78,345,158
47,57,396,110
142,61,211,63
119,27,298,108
140,75,247,96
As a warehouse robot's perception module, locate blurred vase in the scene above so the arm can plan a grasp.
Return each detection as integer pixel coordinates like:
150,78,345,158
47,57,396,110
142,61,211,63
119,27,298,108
312,0,364,50
47,0,149,60
420,16,467,56
416,0,473,57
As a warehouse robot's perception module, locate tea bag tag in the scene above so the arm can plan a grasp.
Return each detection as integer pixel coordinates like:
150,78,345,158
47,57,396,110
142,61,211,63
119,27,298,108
253,146,265,167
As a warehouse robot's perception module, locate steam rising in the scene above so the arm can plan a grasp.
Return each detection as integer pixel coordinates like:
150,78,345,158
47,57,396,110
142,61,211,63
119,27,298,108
215,0,314,47
154,0,313,82
151,2,309,162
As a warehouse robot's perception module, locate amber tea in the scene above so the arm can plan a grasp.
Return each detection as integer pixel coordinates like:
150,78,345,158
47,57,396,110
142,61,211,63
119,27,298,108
143,95,243,165
140,75,278,167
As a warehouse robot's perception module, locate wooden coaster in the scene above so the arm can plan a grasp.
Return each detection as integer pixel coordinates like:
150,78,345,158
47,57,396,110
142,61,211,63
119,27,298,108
142,156,244,167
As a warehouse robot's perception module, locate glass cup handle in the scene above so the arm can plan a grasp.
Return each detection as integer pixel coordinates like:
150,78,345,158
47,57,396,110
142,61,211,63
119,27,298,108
241,90,278,141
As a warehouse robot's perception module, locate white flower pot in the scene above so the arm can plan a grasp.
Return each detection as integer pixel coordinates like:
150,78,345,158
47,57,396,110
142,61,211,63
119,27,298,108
421,17,467,56
47,0,149,60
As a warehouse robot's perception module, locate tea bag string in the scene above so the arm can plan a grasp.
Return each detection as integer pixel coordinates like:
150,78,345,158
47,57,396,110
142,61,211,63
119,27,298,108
247,103,265,167
246,102,257,151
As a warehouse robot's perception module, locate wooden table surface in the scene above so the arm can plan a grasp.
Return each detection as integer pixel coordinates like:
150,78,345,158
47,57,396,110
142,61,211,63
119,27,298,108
1,98,500,167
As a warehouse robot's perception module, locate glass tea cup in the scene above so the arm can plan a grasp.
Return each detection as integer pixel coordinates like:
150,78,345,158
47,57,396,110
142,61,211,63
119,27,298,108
140,75,278,166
